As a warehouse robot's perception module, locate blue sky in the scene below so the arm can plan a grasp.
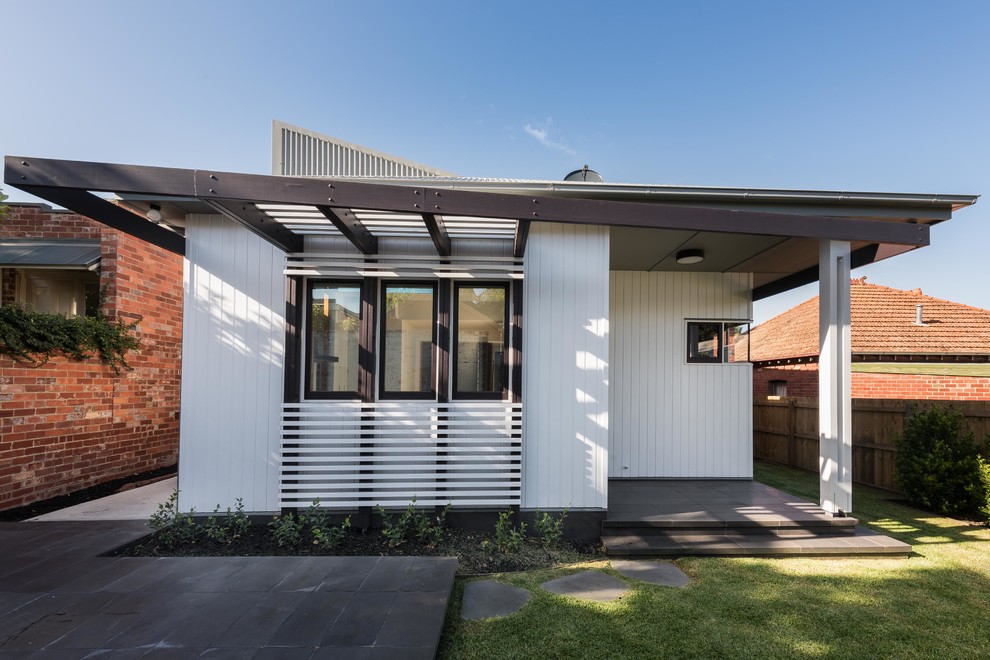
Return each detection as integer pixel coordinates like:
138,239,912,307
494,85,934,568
3,1,987,323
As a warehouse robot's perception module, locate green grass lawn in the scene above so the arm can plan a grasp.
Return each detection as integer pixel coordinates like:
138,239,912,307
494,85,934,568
438,462,990,659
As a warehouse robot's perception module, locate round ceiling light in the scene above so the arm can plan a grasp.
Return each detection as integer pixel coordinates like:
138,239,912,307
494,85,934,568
675,249,705,265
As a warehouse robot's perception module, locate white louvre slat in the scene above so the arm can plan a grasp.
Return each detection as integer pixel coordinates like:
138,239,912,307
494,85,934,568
280,400,522,508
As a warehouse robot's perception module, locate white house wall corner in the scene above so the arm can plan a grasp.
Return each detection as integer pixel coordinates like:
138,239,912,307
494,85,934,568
178,214,287,514
609,271,753,479
522,223,610,510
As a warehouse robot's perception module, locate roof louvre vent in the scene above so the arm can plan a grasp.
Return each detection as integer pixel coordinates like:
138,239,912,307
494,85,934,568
564,165,603,183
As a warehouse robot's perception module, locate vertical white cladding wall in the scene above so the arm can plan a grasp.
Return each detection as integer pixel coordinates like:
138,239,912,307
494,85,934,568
609,271,753,479
522,223,609,510
179,214,286,513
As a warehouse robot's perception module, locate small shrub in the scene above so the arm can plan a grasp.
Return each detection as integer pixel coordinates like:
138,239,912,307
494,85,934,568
416,503,451,547
484,510,526,555
148,491,198,548
203,505,230,544
533,508,568,548
269,512,304,548
377,504,410,548
226,498,251,539
312,516,351,550
895,405,985,515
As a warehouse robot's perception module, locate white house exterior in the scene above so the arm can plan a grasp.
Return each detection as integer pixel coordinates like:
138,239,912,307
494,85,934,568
4,127,977,534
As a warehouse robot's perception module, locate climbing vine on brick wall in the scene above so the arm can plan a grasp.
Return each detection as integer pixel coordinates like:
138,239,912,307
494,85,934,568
0,303,140,375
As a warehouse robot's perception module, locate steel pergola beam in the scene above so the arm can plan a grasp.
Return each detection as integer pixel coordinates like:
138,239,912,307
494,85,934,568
422,213,451,257
15,185,185,255
317,205,378,255
205,199,303,253
513,220,530,258
5,155,932,248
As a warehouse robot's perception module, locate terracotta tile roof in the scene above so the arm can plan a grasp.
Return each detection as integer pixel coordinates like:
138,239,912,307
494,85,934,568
747,279,990,362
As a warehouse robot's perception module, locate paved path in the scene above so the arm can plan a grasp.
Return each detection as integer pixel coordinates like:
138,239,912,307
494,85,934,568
27,477,177,522
0,521,456,658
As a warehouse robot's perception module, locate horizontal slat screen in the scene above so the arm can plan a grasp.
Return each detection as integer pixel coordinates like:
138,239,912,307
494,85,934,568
285,252,523,279
281,402,522,508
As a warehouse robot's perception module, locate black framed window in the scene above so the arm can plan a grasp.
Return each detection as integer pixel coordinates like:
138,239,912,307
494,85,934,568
306,281,362,398
686,320,749,364
380,282,437,399
453,283,508,399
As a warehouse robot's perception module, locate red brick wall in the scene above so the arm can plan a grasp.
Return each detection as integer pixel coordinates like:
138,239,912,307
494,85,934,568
753,363,819,398
1,204,183,511
850,372,990,401
754,362,990,401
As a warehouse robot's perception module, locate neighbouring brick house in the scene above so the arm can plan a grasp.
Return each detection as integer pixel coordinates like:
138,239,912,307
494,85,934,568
1,203,183,511
748,278,990,400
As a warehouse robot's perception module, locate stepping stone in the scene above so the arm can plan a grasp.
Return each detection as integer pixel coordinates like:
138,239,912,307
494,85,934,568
611,560,691,588
461,580,530,620
540,570,629,602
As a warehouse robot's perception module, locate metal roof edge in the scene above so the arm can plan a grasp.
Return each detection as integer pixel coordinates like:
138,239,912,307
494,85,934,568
328,176,979,211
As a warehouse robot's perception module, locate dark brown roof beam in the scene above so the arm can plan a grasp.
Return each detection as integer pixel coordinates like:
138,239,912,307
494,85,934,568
16,185,185,255
513,220,530,258
5,156,933,248
422,213,451,257
317,206,378,255
204,199,303,253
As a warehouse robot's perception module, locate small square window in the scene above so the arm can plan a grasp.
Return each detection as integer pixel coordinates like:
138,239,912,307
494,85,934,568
769,380,788,397
686,320,750,364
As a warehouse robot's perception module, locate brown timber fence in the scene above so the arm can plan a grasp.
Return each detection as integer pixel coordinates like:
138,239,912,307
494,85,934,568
753,398,990,492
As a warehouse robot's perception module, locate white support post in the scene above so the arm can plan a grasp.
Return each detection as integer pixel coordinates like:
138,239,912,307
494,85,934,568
818,240,852,514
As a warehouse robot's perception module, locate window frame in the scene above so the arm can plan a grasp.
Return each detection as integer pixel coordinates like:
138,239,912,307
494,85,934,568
451,281,510,401
685,319,751,365
304,279,363,400
378,280,439,401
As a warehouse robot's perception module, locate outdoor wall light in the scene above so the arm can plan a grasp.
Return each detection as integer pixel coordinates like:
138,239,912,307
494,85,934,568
146,204,163,223
676,249,705,265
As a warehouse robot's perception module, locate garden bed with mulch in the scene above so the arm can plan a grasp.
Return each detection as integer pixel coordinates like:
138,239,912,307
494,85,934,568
118,525,599,575
115,497,600,574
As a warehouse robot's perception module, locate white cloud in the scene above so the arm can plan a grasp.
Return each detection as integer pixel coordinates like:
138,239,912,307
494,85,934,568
523,118,576,158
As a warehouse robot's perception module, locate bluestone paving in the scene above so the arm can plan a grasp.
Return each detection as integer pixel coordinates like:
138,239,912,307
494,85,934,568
610,560,691,587
0,521,457,657
540,570,629,602
460,580,531,620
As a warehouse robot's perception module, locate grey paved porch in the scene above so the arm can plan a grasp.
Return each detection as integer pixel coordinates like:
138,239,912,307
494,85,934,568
0,521,456,658
603,479,911,557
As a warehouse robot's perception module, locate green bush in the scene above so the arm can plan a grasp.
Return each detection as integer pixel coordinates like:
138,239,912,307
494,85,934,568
533,508,569,548
0,303,139,374
483,510,526,555
269,512,304,548
148,490,198,549
894,405,985,516
979,457,990,524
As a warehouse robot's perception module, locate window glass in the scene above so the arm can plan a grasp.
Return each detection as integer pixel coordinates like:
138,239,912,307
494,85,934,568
16,268,99,317
687,320,750,364
382,284,435,395
687,321,722,363
724,322,749,363
308,283,360,394
455,285,506,396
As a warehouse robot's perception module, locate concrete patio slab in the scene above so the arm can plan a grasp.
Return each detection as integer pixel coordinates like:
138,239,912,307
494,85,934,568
27,477,177,522
540,570,629,603
0,521,456,657
610,560,691,587
460,580,531,620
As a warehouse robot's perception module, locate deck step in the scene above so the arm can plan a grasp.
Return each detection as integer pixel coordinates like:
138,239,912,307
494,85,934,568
602,515,859,537
602,529,911,558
